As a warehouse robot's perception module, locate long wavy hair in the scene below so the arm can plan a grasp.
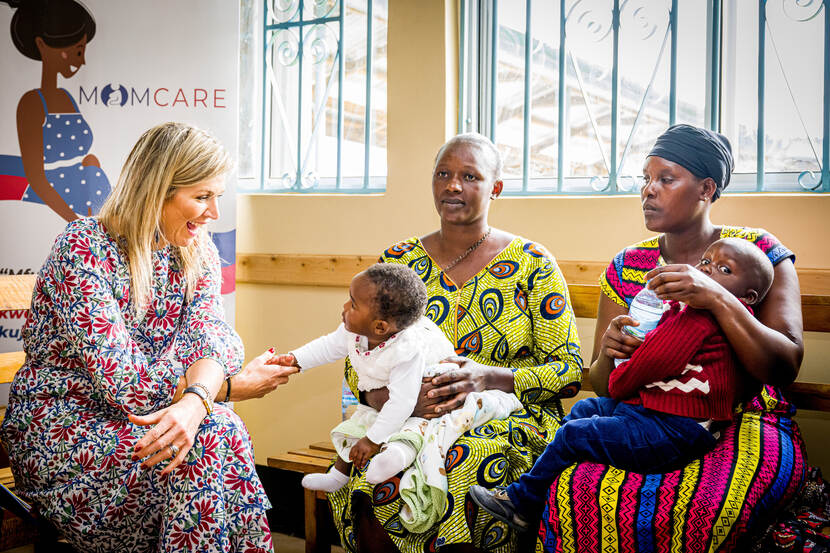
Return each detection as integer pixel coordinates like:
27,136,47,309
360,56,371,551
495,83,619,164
98,122,231,314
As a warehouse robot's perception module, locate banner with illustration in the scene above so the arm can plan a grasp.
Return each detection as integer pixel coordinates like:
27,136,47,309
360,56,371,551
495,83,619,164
0,0,239,398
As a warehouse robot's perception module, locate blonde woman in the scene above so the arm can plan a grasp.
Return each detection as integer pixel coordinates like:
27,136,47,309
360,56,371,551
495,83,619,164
1,122,295,552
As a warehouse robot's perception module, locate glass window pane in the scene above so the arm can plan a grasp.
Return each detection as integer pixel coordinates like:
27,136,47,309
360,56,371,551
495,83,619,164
616,0,672,184
297,23,340,190
238,0,261,184
529,2,561,180
266,27,301,189
304,0,338,20
722,0,759,175
337,0,388,188
675,0,708,128
763,0,824,178
495,0,527,182
270,0,300,25
254,0,386,193
340,1,369,183
562,0,614,186
468,0,826,195
369,1,388,180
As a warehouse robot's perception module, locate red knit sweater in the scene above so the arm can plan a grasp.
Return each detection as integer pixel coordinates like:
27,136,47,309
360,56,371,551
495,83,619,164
608,301,749,421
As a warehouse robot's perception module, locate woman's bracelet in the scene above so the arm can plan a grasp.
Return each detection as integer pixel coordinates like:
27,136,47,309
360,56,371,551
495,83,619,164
183,383,213,416
224,376,232,403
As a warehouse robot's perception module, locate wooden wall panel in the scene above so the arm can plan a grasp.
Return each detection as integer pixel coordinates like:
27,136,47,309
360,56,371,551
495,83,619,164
235,254,829,332
0,275,36,311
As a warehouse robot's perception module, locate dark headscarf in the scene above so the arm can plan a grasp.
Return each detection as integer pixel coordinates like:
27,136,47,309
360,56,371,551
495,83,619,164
648,124,734,201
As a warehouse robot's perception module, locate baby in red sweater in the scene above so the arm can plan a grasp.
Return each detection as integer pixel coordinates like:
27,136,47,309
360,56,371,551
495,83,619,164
469,237,774,531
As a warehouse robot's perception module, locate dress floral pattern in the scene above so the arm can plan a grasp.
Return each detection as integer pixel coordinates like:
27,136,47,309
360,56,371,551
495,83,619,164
0,218,272,553
328,236,583,552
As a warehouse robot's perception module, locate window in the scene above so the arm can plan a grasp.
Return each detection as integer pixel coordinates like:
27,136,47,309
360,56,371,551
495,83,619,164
239,0,388,193
459,0,828,195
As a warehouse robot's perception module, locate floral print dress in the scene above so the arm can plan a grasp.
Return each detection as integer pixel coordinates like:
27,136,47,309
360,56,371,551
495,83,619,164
0,218,272,553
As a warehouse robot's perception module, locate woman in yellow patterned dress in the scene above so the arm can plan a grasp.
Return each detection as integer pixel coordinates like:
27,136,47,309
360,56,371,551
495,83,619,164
327,134,583,552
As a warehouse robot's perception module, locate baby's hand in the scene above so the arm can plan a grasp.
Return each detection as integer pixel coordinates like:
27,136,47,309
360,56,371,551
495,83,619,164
266,353,299,367
349,437,380,469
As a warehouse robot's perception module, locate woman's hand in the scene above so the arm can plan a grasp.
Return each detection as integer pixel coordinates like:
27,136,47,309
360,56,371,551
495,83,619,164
600,315,644,361
129,394,206,476
646,264,729,311
267,353,299,367
227,349,299,401
349,437,380,469
414,357,512,419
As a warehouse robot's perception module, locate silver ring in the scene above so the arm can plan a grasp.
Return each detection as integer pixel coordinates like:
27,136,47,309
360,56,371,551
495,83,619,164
168,444,179,458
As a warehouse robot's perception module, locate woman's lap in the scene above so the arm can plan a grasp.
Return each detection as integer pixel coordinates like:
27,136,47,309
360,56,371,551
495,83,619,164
16,405,271,552
538,386,807,552
329,407,559,553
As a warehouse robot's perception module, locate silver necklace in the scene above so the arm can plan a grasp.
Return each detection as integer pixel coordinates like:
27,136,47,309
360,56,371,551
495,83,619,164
443,227,492,272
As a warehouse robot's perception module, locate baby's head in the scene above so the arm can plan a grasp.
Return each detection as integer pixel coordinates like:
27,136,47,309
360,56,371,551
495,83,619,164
342,264,427,339
695,238,774,306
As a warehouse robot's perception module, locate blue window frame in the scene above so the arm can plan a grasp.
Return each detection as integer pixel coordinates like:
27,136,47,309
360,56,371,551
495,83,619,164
459,0,829,195
238,0,388,193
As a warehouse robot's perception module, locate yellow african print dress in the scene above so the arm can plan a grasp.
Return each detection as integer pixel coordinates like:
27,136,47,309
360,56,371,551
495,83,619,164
327,236,583,552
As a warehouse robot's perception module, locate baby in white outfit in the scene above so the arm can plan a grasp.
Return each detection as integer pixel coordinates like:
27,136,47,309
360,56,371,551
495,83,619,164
271,264,520,497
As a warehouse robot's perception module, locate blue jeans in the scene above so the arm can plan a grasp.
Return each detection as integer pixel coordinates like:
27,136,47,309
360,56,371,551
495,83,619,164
506,397,717,514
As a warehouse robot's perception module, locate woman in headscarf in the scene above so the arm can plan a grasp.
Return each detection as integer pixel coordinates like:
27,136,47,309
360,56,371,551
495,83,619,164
538,124,806,552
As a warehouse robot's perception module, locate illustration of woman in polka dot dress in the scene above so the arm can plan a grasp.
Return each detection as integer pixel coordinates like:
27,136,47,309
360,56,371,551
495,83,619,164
4,0,111,221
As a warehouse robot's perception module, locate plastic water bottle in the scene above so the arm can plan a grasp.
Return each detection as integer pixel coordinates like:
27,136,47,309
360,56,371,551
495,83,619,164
341,378,359,420
614,285,664,367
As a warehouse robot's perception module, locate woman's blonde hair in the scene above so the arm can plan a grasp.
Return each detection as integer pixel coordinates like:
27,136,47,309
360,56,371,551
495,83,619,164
98,122,232,314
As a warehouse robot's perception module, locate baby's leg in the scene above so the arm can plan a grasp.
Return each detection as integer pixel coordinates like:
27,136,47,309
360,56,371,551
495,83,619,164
309,403,379,491
302,457,351,492
506,396,620,512
365,441,417,484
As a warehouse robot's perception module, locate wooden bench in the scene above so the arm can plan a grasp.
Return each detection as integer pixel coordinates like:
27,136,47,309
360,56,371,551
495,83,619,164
248,254,830,551
267,442,338,553
0,275,35,387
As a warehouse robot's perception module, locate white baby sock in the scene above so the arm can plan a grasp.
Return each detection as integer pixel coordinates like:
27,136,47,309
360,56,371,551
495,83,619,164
365,442,417,484
302,466,350,492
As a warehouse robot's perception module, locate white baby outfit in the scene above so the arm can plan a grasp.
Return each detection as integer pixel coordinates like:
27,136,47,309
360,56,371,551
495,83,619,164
291,316,521,531
293,316,453,445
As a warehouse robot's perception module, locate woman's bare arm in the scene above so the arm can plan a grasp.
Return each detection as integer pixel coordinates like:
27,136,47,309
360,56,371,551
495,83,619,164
710,260,803,385
588,293,636,397
16,91,77,222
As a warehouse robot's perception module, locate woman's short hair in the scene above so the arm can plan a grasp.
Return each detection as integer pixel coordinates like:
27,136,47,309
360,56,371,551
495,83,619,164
4,0,96,60
365,264,428,330
98,122,232,314
434,133,503,180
